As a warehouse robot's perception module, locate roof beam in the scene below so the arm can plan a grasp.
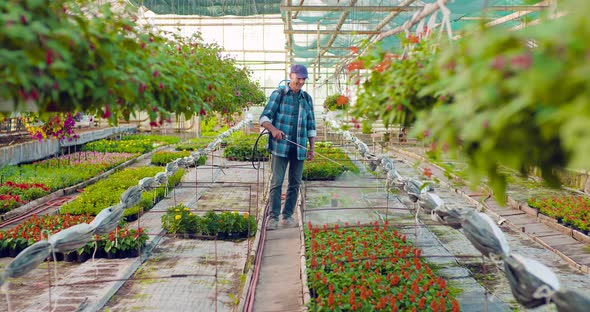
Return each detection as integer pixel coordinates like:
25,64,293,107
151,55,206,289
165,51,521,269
291,0,305,19
378,0,449,40
281,4,548,14
285,0,294,64
281,5,421,13
485,5,550,11
155,22,284,27
486,1,551,27
311,0,359,67
285,29,380,35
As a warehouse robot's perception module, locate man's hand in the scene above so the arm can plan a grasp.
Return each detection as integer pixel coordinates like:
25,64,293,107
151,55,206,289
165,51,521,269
306,150,314,161
270,128,284,140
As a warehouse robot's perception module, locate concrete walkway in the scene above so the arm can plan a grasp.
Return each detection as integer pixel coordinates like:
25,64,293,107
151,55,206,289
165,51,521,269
252,227,303,312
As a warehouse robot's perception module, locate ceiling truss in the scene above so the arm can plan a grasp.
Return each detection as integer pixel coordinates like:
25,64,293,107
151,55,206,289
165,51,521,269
281,1,552,87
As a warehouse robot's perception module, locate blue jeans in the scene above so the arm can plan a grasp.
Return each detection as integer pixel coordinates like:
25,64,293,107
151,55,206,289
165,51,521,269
269,152,304,220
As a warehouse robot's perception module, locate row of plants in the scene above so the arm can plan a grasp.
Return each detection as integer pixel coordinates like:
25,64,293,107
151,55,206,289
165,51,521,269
161,204,257,240
528,196,590,233
200,114,230,137
0,151,137,212
82,134,180,154
222,132,269,161
0,181,51,212
347,0,590,205
2,0,265,127
303,146,359,180
0,213,148,259
59,166,184,220
175,137,214,152
305,221,459,311
151,151,207,167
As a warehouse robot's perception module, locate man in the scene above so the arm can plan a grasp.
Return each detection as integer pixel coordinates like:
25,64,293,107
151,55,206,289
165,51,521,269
259,64,316,230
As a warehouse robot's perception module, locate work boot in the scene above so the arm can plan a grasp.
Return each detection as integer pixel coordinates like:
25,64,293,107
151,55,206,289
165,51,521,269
280,216,297,228
266,218,278,230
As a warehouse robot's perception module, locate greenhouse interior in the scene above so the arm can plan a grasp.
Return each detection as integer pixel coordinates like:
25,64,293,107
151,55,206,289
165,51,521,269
1,0,590,311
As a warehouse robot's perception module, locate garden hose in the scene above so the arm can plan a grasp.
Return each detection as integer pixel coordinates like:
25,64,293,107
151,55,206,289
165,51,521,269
252,129,350,172
252,130,270,170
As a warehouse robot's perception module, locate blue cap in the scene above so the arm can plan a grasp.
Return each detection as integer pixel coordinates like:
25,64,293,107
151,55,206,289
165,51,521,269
290,64,308,79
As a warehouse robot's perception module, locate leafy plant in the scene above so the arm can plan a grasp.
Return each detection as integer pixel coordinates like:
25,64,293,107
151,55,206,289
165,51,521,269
303,147,359,180
0,0,265,123
82,134,179,154
412,3,590,203
200,115,230,137
0,214,147,259
59,166,184,218
222,132,269,161
151,151,205,166
0,152,136,214
351,36,442,128
324,94,349,111
161,205,257,239
175,137,214,151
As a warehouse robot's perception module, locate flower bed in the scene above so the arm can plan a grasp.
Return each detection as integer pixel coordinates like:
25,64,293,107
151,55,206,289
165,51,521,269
0,182,50,212
0,214,148,260
528,196,590,234
60,167,184,220
161,204,257,240
151,151,207,167
0,152,136,212
303,146,359,180
305,221,459,311
82,134,180,154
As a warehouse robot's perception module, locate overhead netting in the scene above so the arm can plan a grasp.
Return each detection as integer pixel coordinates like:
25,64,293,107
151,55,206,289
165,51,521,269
133,0,540,68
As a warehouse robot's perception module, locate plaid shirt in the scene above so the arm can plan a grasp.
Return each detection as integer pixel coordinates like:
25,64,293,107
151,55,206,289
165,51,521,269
259,86,316,160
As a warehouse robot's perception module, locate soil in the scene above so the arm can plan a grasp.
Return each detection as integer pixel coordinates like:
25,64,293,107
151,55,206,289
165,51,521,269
0,133,33,147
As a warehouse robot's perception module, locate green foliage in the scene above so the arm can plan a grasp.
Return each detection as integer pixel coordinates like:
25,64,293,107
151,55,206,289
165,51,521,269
123,134,181,145
82,134,179,154
175,137,213,151
303,146,359,180
323,94,349,111
151,151,206,167
59,166,184,217
0,152,136,198
0,0,265,121
315,141,334,148
200,115,229,137
222,132,269,161
351,1,590,203
0,214,148,259
82,139,153,154
413,11,590,202
352,37,442,128
161,204,257,239
101,227,149,255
